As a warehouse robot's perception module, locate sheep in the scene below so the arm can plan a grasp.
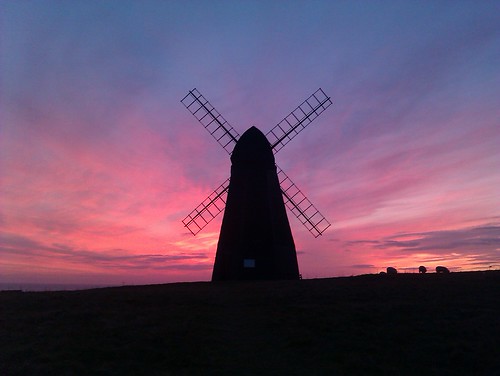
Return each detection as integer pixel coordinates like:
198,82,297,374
386,267,397,275
419,265,427,274
436,266,450,273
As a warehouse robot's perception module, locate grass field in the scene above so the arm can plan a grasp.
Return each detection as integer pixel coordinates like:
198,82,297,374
1,271,499,375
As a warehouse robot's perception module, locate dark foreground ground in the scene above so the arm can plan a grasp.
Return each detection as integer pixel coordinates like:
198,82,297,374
1,271,499,375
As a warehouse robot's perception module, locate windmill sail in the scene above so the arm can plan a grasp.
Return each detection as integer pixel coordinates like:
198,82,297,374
277,166,331,237
266,88,332,153
182,179,230,235
181,88,240,154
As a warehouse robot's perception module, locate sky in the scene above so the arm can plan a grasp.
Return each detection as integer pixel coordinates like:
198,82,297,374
1,1,499,286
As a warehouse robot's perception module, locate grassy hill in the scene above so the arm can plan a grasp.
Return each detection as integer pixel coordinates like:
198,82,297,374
1,271,499,375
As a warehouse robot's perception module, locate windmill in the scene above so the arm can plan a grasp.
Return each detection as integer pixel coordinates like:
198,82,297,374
181,88,332,281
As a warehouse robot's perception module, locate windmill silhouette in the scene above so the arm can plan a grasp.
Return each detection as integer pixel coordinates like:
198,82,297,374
181,88,332,281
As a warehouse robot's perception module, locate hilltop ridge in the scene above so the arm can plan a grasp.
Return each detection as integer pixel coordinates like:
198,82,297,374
2,271,499,375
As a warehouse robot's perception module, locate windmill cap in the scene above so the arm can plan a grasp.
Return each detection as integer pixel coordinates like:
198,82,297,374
231,126,275,167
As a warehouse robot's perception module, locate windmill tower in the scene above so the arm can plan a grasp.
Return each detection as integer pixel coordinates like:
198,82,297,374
181,88,332,281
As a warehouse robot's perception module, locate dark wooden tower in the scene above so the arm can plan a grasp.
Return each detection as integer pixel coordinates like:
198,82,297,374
181,88,333,281
213,127,299,280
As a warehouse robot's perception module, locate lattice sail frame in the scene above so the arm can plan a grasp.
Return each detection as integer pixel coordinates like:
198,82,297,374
277,167,331,238
182,179,230,236
266,88,332,154
181,89,239,154
181,88,333,237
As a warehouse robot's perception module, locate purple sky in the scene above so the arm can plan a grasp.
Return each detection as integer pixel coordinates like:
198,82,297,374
1,1,499,285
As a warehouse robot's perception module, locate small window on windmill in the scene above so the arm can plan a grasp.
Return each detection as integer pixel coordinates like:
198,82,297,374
243,259,256,268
